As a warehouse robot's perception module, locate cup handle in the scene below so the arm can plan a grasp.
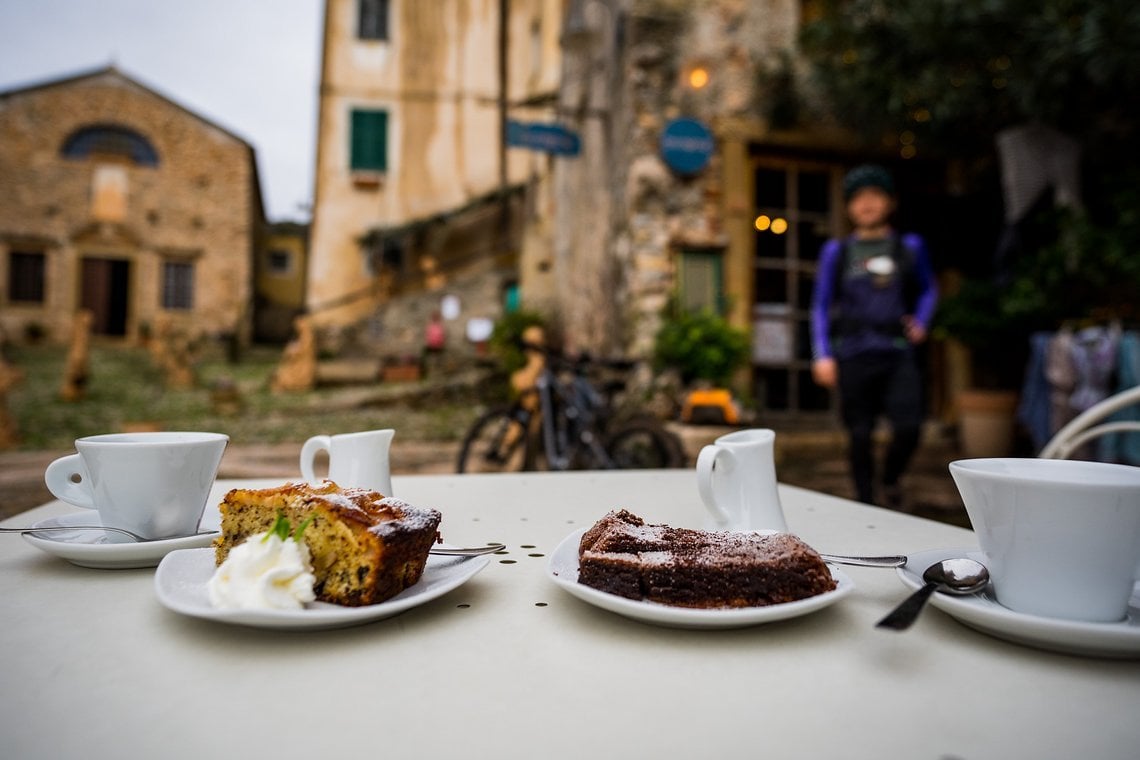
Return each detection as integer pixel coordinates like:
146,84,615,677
299,435,332,482
696,444,733,525
44,454,96,509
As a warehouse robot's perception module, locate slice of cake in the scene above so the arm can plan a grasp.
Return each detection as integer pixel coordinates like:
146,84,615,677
214,480,441,607
577,509,837,608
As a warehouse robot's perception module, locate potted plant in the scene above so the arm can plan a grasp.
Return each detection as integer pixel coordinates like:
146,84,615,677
653,306,749,424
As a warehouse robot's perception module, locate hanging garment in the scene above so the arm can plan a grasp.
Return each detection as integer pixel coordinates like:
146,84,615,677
1017,332,1054,452
1069,324,1120,414
1099,332,1140,465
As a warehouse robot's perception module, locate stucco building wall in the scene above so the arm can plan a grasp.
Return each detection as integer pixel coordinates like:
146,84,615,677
308,0,562,346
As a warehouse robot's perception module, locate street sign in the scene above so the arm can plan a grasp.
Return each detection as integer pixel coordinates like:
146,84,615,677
660,118,715,175
506,120,581,156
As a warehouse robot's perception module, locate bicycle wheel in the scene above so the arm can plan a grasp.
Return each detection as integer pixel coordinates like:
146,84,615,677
456,406,534,473
603,420,686,469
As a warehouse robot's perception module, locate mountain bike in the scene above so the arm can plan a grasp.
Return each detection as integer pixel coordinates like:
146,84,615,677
456,343,685,473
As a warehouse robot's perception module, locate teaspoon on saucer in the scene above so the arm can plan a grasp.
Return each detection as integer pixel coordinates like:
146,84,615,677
3,526,506,556
876,558,990,631
2,525,218,542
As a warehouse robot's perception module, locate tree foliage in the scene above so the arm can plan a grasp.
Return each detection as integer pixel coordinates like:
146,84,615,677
800,0,1140,163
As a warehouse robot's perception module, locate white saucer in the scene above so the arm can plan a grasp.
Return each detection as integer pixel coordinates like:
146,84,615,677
21,512,217,569
546,527,854,629
898,547,1140,658
155,548,490,631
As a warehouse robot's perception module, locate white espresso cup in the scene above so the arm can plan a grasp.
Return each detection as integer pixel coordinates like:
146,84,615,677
44,432,229,541
950,457,1140,622
300,428,394,494
696,428,788,532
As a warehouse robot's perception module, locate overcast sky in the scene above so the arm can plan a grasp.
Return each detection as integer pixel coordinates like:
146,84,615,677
0,0,324,222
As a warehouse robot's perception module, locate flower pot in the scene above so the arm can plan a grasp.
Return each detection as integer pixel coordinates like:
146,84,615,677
956,389,1018,458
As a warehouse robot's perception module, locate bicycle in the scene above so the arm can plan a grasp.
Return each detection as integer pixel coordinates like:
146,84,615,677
456,342,685,473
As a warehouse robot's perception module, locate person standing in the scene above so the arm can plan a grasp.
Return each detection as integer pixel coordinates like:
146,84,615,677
422,309,446,376
810,165,939,508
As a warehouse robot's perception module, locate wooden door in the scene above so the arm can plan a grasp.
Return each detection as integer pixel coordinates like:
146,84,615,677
81,257,130,336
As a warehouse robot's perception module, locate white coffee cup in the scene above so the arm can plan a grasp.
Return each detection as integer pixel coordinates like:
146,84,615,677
300,429,394,494
696,428,788,532
950,457,1140,622
44,432,229,541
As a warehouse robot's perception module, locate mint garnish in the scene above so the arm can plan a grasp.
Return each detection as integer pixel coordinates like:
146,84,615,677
262,511,312,543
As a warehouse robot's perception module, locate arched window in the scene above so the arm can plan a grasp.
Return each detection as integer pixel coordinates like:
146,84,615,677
61,124,159,167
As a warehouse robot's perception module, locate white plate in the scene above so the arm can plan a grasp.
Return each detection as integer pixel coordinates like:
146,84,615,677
155,548,490,631
21,511,217,569
546,527,854,629
897,547,1140,658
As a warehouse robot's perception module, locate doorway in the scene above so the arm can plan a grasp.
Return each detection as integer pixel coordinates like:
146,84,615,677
750,158,844,417
81,257,131,336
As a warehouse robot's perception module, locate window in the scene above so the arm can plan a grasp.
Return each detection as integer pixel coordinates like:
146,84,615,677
350,109,389,173
368,236,404,276
61,125,159,166
267,249,292,275
678,249,724,314
8,251,46,303
162,261,194,310
358,0,389,41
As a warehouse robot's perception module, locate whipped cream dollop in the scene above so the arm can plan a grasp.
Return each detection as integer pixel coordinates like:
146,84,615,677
207,532,317,610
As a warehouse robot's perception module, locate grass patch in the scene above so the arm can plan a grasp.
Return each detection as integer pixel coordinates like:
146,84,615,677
6,343,484,450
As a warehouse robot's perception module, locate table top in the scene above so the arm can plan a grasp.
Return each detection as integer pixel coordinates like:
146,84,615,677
2,470,1138,760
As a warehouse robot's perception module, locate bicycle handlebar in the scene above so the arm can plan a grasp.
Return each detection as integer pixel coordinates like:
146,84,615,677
518,340,636,372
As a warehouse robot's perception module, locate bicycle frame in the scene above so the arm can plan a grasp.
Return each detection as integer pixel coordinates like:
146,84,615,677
534,361,614,471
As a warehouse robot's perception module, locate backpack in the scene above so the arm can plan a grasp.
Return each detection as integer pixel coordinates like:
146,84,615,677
834,235,921,309
829,235,920,339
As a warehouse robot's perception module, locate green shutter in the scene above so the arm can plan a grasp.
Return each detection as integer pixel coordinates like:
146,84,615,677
350,109,388,172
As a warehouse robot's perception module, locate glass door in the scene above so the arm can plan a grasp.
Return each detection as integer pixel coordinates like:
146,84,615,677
750,158,844,417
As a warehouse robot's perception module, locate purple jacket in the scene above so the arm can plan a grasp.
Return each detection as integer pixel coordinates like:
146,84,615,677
810,232,938,361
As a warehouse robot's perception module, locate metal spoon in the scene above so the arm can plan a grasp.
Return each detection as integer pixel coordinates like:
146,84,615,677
2,525,218,542
876,558,990,631
819,553,907,568
4,525,505,556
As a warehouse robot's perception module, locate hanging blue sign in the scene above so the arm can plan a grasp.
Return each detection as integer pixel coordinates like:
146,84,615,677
506,120,581,157
660,118,715,175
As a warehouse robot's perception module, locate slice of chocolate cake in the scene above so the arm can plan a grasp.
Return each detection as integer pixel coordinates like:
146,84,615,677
578,510,837,608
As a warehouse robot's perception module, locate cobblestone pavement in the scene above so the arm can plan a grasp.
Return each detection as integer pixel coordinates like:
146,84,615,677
0,423,970,527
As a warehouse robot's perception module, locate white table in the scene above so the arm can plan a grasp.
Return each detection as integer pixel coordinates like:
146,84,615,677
2,470,1138,759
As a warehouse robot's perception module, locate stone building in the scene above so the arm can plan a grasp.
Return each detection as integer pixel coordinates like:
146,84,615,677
0,66,261,346
307,0,562,357
551,0,955,420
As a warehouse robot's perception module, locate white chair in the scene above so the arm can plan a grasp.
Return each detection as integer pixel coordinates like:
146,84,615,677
1039,384,1140,459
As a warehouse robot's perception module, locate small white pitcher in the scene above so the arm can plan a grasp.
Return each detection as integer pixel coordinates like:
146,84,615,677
696,428,787,532
300,429,394,495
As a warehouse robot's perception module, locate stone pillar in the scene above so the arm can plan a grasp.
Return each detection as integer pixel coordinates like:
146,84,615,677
151,314,196,390
60,310,92,401
0,355,24,448
271,315,317,393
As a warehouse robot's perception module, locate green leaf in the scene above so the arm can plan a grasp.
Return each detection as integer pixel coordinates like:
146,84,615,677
262,511,292,543
293,515,315,542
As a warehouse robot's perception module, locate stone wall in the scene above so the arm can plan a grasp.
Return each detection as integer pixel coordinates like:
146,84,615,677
0,67,258,345
555,0,804,359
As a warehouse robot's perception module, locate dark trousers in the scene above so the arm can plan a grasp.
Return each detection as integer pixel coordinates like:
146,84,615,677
837,350,924,504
